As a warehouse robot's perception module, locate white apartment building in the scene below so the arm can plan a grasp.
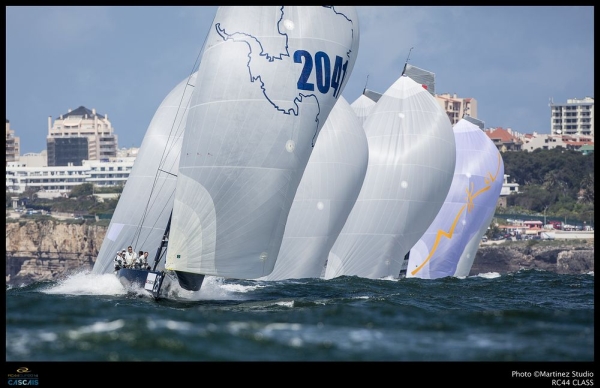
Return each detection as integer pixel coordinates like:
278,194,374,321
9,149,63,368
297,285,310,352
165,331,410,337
18,151,48,168
6,156,135,195
5,119,20,163
47,106,118,165
550,97,594,138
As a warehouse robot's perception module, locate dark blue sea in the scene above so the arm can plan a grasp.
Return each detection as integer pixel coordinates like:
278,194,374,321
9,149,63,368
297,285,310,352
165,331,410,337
5,269,594,387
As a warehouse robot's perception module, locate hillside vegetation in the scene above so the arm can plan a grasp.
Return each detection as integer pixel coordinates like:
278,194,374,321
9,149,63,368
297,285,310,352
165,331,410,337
498,148,594,224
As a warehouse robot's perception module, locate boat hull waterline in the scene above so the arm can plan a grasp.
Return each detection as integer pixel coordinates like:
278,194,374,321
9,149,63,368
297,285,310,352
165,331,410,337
116,268,165,300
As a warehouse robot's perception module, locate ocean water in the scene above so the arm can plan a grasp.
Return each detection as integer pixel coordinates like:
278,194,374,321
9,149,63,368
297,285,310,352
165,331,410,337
5,269,594,385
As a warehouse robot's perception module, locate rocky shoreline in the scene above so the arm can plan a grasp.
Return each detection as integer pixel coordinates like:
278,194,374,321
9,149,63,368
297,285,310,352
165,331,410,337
5,220,594,286
6,220,104,286
469,241,594,276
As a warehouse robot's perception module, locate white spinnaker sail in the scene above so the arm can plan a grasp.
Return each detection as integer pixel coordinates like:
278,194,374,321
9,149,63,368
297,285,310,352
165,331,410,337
264,96,368,280
406,118,504,279
324,74,456,280
166,6,359,279
92,72,197,274
350,92,376,126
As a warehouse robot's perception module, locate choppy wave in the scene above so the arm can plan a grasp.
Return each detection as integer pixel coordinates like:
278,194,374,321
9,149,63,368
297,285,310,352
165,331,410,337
6,270,594,366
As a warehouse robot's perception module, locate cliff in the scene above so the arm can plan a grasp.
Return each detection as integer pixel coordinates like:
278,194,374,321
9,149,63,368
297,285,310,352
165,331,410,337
5,220,594,286
6,220,106,285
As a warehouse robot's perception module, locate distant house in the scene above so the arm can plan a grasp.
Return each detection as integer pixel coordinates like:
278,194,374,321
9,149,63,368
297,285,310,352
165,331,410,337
496,174,520,208
521,133,593,153
484,127,522,152
524,220,543,229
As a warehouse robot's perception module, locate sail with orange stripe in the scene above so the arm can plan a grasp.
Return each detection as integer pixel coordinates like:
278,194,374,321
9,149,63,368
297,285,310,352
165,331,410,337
406,118,504,279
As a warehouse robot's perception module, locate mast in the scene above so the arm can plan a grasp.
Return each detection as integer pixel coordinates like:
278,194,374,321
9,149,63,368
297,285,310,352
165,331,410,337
152,211,172,271
401,47,413,76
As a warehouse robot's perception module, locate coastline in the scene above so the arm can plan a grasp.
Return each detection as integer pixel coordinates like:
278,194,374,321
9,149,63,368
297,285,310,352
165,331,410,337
5,219,594,286
470,239,594,276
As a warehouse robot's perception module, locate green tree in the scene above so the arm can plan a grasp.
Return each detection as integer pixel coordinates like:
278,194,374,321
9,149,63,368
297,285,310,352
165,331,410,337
69,183,94,198
579,172,594,204
501,148,593,224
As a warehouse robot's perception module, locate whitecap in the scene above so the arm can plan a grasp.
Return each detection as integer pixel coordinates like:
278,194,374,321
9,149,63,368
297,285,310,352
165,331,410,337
42,270,127,296
476,272,501,279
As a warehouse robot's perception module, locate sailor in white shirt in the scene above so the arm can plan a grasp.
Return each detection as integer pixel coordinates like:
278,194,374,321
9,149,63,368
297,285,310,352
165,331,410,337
114,251,123,271
124,246,138,268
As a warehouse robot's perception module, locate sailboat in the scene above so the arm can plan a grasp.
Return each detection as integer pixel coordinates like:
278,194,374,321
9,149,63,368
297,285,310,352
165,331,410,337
405,117,504,279
102,6,359,298
263,95,368,280
324,74,456,280
91,72,197,295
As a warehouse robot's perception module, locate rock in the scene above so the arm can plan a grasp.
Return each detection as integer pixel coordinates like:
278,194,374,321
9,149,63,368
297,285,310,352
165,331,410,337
6,220,105,286
469,241,594,276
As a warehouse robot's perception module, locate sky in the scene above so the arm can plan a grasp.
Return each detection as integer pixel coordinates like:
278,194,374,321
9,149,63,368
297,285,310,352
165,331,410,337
6,6,594,155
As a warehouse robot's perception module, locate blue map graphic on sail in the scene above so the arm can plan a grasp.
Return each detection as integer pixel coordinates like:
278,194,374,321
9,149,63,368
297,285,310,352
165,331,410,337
215,6,355,144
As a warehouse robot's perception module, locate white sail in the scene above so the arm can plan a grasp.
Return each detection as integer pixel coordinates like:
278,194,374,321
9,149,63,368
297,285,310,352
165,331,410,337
350,93,376,126
406,118,504,279
166,6,359,279
264,96,368,280
324,74,456,280
92,72,197,274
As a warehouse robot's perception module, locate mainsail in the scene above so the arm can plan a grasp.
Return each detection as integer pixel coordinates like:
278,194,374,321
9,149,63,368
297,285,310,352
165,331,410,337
406,118,504,279
324,74,456,280
92,72,197,275
165,6,360,280
264,95,368,280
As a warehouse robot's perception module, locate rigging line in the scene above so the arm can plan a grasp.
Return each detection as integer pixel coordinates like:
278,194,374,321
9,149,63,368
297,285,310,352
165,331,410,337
363,74,369,94
134,189,176,251
157,168,177,177
131,12,215,250
134,73,199,244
